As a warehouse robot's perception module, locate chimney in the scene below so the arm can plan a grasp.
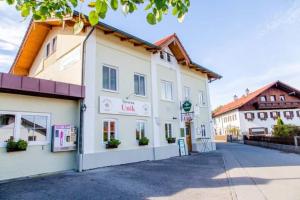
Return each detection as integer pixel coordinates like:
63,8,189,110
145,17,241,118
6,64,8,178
233,95,238,101
245,88,250,96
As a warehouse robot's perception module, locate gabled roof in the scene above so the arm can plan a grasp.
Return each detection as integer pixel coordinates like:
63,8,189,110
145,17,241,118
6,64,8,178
213,81,300,117
155,34,222,80
10,12,221,80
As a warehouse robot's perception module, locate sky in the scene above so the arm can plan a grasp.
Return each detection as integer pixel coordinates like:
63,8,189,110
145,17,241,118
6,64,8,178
1,0,300,109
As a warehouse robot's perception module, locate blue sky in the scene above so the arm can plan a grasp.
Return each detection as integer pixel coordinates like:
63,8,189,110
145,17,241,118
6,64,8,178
1,0,300,108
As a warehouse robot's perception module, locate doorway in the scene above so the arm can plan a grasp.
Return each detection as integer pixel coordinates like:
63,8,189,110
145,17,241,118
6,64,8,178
185,122,192,153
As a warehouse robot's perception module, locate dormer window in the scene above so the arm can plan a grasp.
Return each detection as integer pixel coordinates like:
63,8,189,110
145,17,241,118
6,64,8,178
160,51,165,60
52,36,57,53
260,96,267,102
167,53,172,62
280,95,285,101
46,43,50,58
270,95,276,102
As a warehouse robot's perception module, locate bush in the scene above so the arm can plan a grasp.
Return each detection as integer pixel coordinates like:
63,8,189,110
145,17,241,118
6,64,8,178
106,139,121,149
167,137,176,144
17,140,28,150
139,137,149,146
273,124,300,137
6,139,28,152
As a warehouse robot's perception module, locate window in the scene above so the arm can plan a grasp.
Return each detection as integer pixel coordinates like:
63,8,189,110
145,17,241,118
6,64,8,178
0,114,15,142
245,112,254,121
52,37,57,53
260,96,267,102
103,65,117,91
284,111,294,120
103,120,116,142
160,51,165,60
270,95,276,102
184,86,191,100
165,123,172,139
20,115,48,142
201,125,206,137
270,111,280,120
46,43,50,58
297,111,300,118
136,121,146,140
134,74,146,96
199,91,206,106
167,53,172,62
258,112,267,120
161,80,173,101
280,95,286,101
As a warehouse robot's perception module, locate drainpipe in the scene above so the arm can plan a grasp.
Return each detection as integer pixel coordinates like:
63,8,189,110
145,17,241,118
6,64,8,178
78,26,95,172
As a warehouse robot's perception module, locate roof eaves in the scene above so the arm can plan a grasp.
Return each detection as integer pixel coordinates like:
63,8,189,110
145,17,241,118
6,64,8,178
190,61,222,80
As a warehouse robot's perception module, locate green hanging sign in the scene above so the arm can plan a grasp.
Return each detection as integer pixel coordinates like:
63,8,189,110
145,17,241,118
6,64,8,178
182,100,192,112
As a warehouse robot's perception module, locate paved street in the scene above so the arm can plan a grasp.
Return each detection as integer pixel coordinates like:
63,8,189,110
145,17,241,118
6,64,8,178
1,143,300,200
219,142,300,200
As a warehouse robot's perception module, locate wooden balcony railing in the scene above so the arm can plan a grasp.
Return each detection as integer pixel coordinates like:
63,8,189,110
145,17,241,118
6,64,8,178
255,101,300,109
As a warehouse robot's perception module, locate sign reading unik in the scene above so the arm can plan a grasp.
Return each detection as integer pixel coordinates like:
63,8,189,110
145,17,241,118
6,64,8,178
51,125,77,152
99,96,151,117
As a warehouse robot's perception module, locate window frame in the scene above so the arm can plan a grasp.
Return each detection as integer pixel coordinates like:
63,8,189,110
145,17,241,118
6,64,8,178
184,86,191,101
198,90,207,107
161,80,173,101
134,73,146,97
136,120,146,140
260,96,267,102
102,65,119,92
46,43,51,58
0,111,51,147
52,36,57,54
102,119,118,143
280,95,286,102
270,95,276,102
165,122,173,139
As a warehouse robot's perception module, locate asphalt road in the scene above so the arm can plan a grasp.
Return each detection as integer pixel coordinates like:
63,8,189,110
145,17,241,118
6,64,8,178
219,142,300,200
1,143,300,200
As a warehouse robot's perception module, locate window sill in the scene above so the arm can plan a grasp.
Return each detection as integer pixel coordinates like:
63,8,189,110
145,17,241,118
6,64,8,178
161,98,175,103
0,141,50,148
134,94,147,98
102,89,119,94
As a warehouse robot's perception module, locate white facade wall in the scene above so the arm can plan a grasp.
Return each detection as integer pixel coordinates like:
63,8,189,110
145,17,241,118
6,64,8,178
239,109,300,135
214,109,300,136
214,109,240,135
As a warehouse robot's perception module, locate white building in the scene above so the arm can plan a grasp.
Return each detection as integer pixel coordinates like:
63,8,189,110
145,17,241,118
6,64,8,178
213,81,300,136
1,12,221,180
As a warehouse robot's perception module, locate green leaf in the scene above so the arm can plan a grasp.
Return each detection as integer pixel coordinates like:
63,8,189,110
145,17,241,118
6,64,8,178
73,21,84,34
96,0,108,14
144,3,152,10
33,14,42,20
110,0,118,10
69,0,78,7
89,10,99,26
146,13,156,25
6,0,15,5
88,1,96,7
172,7,178,16
21,5,30,17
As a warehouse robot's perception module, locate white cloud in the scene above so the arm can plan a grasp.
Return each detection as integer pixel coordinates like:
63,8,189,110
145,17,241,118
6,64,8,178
259,1,300,37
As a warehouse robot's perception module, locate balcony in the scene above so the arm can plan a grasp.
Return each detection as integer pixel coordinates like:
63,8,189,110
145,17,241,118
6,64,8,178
255,101,300,110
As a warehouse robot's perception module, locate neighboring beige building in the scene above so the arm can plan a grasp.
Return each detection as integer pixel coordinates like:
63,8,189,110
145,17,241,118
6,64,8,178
3,12,221,178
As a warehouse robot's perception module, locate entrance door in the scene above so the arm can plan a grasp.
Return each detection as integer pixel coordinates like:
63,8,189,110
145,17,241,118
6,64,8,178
185,122,192,153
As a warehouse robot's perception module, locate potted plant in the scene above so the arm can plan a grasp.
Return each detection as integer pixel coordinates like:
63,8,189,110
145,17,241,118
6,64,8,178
139,136,149,146
6,138,28,152
106,138,121,149
167,137,176,144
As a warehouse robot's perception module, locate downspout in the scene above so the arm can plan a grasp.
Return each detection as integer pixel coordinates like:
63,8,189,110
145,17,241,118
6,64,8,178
78,26,95,172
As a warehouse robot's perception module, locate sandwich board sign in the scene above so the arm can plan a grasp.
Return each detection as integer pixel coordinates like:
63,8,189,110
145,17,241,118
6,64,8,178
178,138,187,156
